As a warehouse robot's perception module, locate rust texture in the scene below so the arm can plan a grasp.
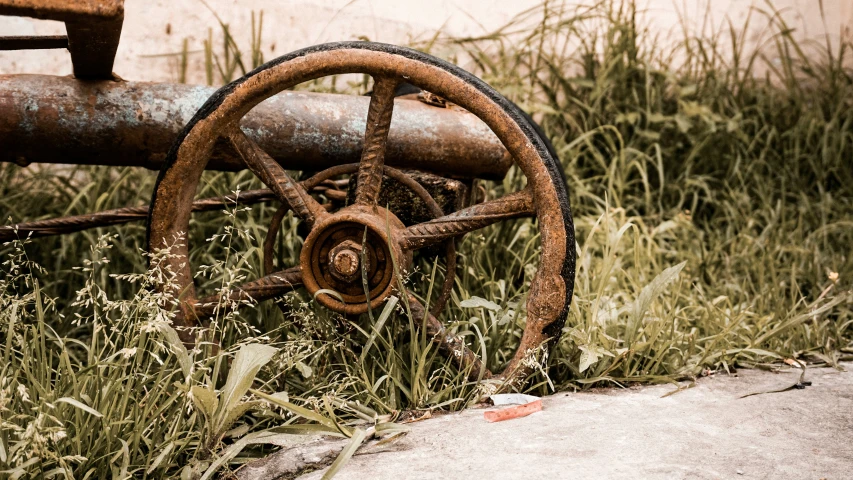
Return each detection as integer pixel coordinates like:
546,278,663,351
354,76,398,205
0,74,511,180
147,42,576,392
345,170,468,226
0,189,281,242
298,205,411,315
328,239,364,282
0,162,378,242
261,163,458,318
0,0,124,79
401,188,536,251
193,266,303,319
0,162,469,243
408,295,491,382
227,129,327,225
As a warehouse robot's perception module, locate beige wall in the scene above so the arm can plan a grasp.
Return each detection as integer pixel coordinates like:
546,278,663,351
1,0,851,82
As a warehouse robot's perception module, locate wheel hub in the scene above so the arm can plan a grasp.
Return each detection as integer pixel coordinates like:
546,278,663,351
300,205,411,314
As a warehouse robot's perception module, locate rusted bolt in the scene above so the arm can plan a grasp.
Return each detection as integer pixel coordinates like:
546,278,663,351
333,249,359,276
329,239,368,283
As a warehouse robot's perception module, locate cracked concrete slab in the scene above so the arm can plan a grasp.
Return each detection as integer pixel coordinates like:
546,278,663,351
292,364,852,480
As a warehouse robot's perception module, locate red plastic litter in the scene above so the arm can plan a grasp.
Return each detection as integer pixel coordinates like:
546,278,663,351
483,399,543,422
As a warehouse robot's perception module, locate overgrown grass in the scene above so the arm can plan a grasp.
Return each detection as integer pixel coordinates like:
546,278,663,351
2,0,852,477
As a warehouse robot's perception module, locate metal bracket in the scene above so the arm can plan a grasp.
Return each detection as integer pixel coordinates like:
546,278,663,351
0,0,124,79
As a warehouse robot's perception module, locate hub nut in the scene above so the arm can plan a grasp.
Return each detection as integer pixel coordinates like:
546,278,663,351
328,239,369,283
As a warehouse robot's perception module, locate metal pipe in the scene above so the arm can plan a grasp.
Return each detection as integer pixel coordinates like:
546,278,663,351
0,74,512,180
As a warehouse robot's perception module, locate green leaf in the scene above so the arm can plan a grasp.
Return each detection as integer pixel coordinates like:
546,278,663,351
647,112,669,123
160,324,192,380
0,431,7,463
679,84,697,97
190,386,218,420
270,391,289,404
615,112,640,124
636,130,661,141
216,344,277,416
578,344,615,373
295,361,313,379
251,389,351,437
3,457,40,480
459,296,500,311
218,401,261,436
56,397,103,418
568,77,594,88
321,428,367,480
267,424,347,436
674,114,692,133
632,261,687,323
360,296,398,363
314,288,346,303
578,346,599,373
147,442,175,474
375,422,410,437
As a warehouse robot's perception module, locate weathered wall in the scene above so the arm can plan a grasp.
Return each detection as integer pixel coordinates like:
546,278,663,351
1,0,851,82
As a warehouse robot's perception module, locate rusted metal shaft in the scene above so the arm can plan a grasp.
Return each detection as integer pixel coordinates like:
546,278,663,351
0,74,512,180
0,189,277,242
193,266,303,319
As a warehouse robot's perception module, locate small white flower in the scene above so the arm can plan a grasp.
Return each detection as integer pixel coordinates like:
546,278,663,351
17,384,30,402
118,347,138,359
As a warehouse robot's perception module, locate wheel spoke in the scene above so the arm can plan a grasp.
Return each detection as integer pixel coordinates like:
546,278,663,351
228,129,328,225
401,189,536,251
354,76,400,206
193,266,303,320
407,295,491,382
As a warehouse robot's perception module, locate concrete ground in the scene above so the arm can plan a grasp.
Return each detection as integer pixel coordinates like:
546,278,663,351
295,364,852,480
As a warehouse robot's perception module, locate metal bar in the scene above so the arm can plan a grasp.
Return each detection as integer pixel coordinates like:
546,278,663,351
192,267,303,320
0,0,123,21
402,189,536,251
0,0,124,79
0,74,512,180
0,35,68,50
0,189,276,242
65,17,123,79
354,76,398,205
227,129,328,225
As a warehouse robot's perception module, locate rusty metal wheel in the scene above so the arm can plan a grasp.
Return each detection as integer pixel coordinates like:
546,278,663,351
147,42,575,391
